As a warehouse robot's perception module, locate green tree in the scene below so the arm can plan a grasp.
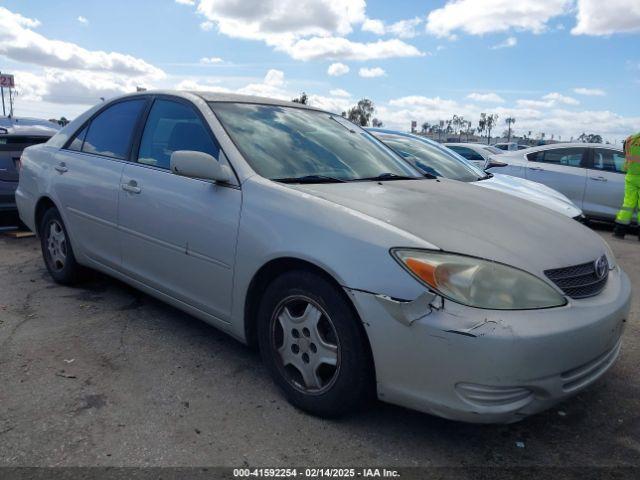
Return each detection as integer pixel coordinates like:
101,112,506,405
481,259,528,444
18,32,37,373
485,113,499,144
292,92,308,104
505,117,516,142
346,98,375,127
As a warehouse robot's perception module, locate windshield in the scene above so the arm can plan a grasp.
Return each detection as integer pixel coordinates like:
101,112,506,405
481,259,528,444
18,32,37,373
373,133,487,182
484,146,503,154
209,102,421,182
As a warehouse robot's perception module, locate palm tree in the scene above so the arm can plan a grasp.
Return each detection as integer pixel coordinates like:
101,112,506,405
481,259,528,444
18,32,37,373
485,114,499,144
505,117,516,142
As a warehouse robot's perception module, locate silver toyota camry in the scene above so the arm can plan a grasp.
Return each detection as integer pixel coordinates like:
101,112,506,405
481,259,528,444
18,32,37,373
16,92,630,423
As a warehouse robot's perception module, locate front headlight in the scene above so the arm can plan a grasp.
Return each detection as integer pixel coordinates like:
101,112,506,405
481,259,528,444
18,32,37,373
392,249,567,310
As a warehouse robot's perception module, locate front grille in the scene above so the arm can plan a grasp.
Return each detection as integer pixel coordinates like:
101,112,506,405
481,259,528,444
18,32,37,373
544,256,609,299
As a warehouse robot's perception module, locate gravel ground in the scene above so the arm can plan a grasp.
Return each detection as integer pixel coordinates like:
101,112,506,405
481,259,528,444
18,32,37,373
0,224,638,468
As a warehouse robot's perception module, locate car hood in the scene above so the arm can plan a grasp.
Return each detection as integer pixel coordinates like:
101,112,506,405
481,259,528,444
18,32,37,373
290,179,606,279
473,173,582,218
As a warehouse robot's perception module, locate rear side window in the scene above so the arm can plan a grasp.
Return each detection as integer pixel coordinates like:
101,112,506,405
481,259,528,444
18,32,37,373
67,126,88,152
137,99,219,170
528,148,586,167
80,99,146,159
593,149,625,173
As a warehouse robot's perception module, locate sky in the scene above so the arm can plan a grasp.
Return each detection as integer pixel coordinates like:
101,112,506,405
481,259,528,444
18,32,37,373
0,0,639,143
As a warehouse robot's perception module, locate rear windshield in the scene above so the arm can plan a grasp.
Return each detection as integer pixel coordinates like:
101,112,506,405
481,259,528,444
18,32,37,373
0,136,50,150
209,102,420,182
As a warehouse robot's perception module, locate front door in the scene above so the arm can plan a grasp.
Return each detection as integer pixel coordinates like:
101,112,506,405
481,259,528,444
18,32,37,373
584,148,627,220
525,147,588,209
117,97,241,322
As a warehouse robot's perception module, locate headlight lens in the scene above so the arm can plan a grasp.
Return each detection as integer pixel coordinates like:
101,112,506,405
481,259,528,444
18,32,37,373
393,249,567,310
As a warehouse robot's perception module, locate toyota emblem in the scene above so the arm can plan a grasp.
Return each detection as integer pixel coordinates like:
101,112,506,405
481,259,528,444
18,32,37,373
595,255,608,280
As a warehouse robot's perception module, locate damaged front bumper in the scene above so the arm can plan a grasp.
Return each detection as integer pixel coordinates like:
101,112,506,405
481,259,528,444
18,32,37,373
345,267,631,424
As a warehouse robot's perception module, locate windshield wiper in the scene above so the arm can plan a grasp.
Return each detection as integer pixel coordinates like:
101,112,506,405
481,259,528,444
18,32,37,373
357,172,433,181
477,173,494,181
272,174,347,184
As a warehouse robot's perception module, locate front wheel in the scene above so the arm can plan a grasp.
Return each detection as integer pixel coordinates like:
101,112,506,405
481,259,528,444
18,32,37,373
39,207,83,285
258,270,374,417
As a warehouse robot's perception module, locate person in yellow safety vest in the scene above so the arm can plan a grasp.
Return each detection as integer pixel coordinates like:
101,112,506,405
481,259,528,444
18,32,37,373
613,132,640,239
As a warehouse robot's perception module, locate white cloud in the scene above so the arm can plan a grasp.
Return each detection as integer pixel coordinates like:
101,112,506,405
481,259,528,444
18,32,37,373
176,0,195,5
0,7,164,79
327,62,350,76
200,21,214,31
426,0,572,37
264,69,284,86
77,16,88,25
516,92,580,109
14,69,149,106
467,92,505,103
183,1,423,61
362,18,385,35
380,94,637,144
572,0,640,35
329,88,351,97
491,36,517,49
362,17,423,38
542,92,579,105
196,0,366,41
573,87,606,96
200,56,223,64
278,37,424,61
358,66,386,78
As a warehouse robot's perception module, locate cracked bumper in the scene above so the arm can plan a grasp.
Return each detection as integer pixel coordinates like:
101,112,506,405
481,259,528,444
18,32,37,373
346,267,631,423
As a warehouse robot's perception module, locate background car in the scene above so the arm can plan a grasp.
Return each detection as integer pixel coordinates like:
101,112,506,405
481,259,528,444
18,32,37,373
493,142,531,151
0,117,60,217
443,142,504,168
488,143,627,222
370,129,583,220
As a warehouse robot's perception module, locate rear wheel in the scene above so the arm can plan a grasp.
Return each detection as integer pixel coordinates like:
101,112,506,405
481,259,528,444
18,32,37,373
258,270,373,417
40,208,82,285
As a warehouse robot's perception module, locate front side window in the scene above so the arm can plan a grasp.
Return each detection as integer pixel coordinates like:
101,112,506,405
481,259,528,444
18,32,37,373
448,146,485,161
528,148,586,167
81,99,146,159
376,134,484,182
209,103,419,181
138,99,220,170
593,149,625,173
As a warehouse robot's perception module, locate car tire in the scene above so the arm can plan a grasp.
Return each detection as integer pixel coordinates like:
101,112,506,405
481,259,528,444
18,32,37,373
39,207,83,285
258,270,374,417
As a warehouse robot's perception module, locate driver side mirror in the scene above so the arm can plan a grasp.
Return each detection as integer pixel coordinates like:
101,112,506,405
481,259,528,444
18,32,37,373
485,159,508,169
170,150,231,183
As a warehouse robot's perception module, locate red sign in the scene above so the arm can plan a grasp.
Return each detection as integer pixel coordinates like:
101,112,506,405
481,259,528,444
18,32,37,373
0,74,15,88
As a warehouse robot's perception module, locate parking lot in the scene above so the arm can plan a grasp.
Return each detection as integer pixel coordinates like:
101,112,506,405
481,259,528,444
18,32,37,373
0,225,638,468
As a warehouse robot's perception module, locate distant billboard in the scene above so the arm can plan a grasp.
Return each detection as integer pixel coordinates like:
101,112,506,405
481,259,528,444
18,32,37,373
0,74,15,88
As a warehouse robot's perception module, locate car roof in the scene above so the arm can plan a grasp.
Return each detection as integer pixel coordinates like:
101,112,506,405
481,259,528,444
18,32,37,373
0,116,61,136
367,128,442,146
111,90,328,113
443,142,489,148
519,142,622,152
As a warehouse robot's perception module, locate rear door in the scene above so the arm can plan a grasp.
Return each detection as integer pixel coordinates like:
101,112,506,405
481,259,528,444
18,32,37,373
583,148,626,220
53,98,148,268
525,147,588,209
118,96,241,322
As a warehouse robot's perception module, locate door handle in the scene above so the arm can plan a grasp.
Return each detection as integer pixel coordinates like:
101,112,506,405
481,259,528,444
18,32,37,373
589,176,607,182
54,162,68,174
529,166,545,171
121,181,142,194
